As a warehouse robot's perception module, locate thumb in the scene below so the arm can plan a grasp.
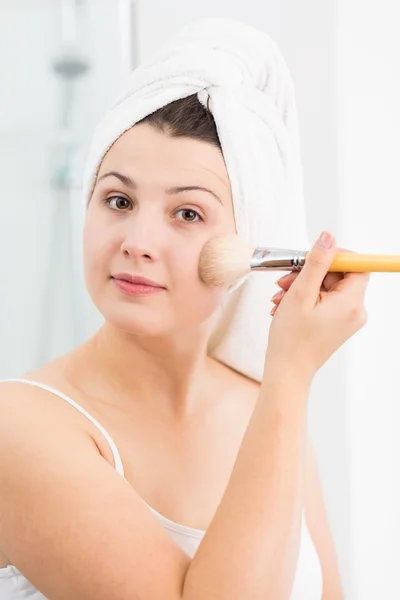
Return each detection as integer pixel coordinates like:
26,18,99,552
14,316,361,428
292,231,337,301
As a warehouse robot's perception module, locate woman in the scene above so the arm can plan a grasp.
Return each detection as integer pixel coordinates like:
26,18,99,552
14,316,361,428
0,19,369,600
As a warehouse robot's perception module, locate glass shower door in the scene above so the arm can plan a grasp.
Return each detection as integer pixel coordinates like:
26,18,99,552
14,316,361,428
0,0,138,377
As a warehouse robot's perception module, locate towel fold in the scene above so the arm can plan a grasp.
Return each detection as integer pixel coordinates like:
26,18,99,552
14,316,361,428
83,17,310,382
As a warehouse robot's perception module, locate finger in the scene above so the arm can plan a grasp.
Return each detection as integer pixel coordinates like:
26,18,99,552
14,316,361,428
321,272,344,292
272,294,285,305
319,246,363,292
271,289,285,304
276,272,298,290
328,271,371,301
276,245,358,292
277,268,342,293
279,271,345,294
290,231,337,303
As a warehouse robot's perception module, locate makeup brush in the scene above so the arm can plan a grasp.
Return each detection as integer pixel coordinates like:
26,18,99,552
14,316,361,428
199,234,400,287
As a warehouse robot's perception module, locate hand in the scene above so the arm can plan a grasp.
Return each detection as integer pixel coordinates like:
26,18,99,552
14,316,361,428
265,231,371,381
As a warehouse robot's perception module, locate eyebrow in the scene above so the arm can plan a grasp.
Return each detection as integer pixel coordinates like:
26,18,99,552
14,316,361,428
96,170,222,204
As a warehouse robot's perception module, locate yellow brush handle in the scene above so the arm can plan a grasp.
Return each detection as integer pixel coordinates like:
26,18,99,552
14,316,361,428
305,252,400,272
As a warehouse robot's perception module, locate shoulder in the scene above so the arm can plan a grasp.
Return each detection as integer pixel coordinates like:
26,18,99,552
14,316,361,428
208,357,261,427
210,357,261,397
0,347,87,419
0,358,99,463
0,375,95,464
0,376,189,600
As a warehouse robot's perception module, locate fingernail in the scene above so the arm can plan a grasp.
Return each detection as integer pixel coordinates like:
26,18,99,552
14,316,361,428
316,231,333,249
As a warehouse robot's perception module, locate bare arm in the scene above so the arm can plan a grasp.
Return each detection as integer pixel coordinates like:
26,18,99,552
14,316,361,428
0,371,312,600
184,372,310,600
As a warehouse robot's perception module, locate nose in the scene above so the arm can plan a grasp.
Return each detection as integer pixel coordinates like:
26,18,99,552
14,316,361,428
120,210,162,262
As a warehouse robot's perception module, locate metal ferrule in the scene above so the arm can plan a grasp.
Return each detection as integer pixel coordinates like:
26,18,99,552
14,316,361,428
250,247,308,271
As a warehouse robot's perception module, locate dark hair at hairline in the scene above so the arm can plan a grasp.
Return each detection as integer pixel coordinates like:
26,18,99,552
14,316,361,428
138,94,222,150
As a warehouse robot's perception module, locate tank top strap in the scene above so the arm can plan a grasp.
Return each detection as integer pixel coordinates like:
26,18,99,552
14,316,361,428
0,378,125,477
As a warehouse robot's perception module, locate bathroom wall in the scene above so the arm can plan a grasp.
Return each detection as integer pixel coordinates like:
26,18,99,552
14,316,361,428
337,0,400,596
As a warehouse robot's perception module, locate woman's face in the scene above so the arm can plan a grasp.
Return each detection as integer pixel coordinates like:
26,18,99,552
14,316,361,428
83,123,237,337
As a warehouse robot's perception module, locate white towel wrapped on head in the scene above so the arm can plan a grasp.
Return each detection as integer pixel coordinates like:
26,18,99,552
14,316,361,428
83,17,311,382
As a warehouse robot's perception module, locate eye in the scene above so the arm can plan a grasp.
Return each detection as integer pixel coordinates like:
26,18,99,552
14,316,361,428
105,196,132,210
175,208,204,223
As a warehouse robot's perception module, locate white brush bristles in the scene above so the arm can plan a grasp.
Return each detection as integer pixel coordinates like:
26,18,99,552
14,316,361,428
199,235,257,287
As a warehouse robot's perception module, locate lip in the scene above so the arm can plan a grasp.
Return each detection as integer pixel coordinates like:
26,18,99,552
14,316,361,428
111,273,166,297
111,273,165,289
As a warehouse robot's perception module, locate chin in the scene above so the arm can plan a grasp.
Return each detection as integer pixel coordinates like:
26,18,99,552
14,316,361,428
102,305,219,340
105,309,173,337
89,283,225,338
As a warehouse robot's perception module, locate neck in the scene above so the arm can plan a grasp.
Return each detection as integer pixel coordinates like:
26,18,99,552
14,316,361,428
78,322,216,418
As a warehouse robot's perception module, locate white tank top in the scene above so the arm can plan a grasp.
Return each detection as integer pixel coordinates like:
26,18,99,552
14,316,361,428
0,379,323,600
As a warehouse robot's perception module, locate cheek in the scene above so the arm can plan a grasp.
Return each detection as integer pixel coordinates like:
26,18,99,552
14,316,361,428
170,240,227,320
83,220,98,273
167,236,204,287
82,217,113,287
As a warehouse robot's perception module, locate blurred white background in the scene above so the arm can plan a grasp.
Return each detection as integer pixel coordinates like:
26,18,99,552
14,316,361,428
1,1,399,598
